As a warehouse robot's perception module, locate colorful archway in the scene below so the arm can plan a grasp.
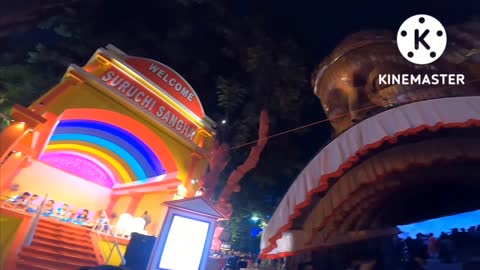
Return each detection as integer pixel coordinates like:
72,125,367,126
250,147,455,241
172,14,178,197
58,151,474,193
40,108,178,187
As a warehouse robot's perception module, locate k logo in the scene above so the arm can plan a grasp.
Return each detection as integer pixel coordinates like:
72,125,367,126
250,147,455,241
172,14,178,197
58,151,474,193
397,15,447,65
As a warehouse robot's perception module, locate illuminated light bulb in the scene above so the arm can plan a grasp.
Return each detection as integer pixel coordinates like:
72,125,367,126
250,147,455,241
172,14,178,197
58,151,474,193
15,122,26,129
251,216,260,222
221,120,227,124
176,185,187,198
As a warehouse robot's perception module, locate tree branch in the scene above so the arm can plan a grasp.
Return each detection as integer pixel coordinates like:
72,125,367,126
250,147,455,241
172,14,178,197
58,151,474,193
201,142,230,199
215,109,269,218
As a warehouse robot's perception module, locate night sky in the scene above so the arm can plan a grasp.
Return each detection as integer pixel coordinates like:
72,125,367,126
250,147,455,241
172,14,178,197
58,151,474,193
3,0,479,65
92,0,480,65
270,0,479,64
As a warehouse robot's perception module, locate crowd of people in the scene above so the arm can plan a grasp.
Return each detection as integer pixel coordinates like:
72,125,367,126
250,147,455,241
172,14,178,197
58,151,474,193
3,191,109,230
210,250,260,269
336,228,480,270
285,227,480,270
401,228,480,268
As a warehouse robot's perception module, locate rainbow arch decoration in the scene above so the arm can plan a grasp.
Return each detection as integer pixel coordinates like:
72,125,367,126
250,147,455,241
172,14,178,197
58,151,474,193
39,109,178,188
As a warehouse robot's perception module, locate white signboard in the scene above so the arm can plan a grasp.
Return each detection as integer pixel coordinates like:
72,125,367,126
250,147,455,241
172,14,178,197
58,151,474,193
159,215,210,270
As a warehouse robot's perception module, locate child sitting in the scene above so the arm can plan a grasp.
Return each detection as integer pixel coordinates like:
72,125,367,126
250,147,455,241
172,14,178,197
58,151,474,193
72,209,90,226
6,192,31,210
42,200,55,217
25,194,39,213
53,204,72,221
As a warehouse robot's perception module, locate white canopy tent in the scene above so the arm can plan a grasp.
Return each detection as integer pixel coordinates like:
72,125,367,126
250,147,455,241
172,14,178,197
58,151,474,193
260,96,480,259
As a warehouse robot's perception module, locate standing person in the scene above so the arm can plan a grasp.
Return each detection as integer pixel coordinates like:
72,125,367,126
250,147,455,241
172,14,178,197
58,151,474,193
141,211,152,230
94,211,109,232
427,233,439,259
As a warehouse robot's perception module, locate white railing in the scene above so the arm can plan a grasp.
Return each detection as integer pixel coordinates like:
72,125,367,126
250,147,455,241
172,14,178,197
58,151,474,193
23,194,48,246
92,210,126,265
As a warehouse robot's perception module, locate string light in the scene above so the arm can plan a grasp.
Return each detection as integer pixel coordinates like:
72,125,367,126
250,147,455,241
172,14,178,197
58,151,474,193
230,104,380,150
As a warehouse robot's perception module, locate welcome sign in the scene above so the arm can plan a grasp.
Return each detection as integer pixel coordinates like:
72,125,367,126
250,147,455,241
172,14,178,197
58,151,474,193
99,67,198,141
125,57,205,119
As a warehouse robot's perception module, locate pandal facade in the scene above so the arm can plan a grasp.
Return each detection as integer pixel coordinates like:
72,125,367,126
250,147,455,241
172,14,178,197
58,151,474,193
0,45,216,268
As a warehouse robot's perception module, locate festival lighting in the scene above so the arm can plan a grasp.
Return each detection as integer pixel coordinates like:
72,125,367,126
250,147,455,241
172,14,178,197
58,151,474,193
40,152,116,187
15,122,26,129
251,216,260,222
174,185,188,200
43,118,167,183
52,133,147,179
221,120,227,124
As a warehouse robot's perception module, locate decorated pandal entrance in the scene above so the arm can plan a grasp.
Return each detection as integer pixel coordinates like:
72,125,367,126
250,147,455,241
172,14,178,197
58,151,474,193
0,45,217,268
260,23,480,269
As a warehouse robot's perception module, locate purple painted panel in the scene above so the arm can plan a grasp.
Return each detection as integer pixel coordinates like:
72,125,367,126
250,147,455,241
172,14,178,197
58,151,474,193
40,152,115,188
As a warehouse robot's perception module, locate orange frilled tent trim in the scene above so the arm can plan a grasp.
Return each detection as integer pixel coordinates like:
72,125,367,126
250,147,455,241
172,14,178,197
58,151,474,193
260,96,480,259
306,137,480,248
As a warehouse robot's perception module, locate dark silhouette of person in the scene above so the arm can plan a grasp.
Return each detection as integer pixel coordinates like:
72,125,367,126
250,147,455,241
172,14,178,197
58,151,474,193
141,211,151,230
427,233,439,259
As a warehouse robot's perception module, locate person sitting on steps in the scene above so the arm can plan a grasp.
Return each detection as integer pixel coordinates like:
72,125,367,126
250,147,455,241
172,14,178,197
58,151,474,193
72,209,90,226
42,200,55,217
54,203,72,221
6,191,31,210
25,194,39,213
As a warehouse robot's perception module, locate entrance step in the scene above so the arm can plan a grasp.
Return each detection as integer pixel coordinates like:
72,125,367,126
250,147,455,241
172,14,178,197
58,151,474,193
16,218,99,269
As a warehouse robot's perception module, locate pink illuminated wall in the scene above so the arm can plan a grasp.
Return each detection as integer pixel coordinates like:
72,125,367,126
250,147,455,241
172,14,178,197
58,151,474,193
40,152,115,188
10,160,111,214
